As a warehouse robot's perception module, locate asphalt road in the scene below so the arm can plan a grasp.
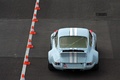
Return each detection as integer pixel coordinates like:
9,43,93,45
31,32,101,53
0,0,120,80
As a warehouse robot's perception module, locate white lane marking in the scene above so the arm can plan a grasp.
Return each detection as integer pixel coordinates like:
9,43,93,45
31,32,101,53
20,0,40,80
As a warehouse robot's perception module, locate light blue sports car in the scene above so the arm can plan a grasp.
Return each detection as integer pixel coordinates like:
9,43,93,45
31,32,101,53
48,28,99,71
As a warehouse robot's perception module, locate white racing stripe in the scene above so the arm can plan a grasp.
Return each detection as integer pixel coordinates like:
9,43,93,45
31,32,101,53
74,28,77,36
74,28,77,63
70,52,73,63
20,0,40,80
70,28,73,36
69,28,73,63
69,28,78,63
74,53,77,63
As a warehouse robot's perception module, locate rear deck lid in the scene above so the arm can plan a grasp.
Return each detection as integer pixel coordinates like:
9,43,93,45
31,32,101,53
60,51,87,63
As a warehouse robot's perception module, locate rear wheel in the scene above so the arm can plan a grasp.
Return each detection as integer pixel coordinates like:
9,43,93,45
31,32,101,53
50,44,52,50
48,62,56,71
92,63,99,71
95,43,98,51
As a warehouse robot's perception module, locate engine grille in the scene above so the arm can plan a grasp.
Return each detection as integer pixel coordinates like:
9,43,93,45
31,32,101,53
62,50,84,52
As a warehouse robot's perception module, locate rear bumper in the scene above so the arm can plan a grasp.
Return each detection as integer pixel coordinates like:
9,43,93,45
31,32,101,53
52,62,95,70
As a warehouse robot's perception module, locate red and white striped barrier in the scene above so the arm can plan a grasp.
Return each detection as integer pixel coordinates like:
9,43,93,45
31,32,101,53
21,74,25,80
30,26,36,35
27,39,33,48
32,14,38,22
23,55,30,65
20,0,40,80
35,2,41,10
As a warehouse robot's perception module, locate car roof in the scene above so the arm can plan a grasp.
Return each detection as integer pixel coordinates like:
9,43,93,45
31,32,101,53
58,28,89,37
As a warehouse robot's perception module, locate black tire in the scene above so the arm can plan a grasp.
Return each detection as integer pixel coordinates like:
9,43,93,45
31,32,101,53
48,62,56,71
50,44,52,50
95,43,98,51
92,63,99,71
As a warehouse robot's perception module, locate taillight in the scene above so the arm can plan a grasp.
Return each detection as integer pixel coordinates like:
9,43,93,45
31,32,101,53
89,30,93,33
54,30,58,32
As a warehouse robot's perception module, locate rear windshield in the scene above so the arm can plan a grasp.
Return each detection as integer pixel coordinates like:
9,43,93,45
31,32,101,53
59,36,87,48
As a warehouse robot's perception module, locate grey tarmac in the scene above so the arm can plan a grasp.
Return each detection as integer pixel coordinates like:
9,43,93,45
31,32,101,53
0,0,120,80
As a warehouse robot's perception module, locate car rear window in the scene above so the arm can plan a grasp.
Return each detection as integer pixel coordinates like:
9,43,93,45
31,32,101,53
59,36,87,48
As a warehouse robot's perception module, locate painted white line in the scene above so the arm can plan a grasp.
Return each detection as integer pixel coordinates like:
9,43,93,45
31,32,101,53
20,0,40,80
